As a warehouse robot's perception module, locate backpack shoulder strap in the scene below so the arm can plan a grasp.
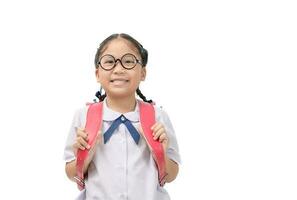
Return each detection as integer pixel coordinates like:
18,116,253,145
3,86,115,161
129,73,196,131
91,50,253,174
139,101,167,186
75,102,103,190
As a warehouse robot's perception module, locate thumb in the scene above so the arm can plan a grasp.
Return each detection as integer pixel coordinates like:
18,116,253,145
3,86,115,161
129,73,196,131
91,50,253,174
138,125,144,136
96,130,102,144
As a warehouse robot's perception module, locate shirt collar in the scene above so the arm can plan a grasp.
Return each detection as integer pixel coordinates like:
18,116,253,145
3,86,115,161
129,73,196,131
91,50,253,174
102,99,140,122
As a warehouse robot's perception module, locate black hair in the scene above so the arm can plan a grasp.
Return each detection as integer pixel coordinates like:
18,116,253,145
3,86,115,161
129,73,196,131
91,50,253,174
95,87,152,104
94,33,153,104
94,33,148,68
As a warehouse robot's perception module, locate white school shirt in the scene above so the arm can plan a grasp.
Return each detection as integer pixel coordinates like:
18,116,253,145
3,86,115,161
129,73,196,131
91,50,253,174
64,99,181,200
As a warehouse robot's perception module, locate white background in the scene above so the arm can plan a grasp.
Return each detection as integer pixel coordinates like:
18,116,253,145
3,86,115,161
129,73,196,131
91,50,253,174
0,0,296,199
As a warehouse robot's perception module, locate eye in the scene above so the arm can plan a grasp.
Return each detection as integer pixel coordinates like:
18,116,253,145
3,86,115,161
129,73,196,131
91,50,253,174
104,60,114,64
101,55,115,65
124,59,134,64
122,55,136,64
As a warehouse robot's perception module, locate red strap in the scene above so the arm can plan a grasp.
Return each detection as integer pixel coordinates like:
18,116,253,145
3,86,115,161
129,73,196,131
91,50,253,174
75,101,167,190
139,101,167,186
75,102,103,190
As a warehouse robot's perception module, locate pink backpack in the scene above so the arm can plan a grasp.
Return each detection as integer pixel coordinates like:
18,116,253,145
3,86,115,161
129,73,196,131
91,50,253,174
74,101,167,190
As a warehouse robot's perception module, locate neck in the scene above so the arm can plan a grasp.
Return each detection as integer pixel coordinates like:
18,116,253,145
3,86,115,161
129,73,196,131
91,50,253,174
106,95,137,113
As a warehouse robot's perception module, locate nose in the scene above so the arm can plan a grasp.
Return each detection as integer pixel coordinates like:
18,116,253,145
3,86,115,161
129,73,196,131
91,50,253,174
113,59,125,73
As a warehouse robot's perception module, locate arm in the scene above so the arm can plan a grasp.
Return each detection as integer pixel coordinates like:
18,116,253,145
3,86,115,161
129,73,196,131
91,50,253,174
150,122,180,183
165,155,179,183
65,128,101,182
65,158,92,182
65,160,78,182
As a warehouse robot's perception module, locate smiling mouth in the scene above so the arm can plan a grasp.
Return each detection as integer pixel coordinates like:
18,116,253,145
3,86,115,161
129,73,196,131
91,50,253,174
110,79,129,82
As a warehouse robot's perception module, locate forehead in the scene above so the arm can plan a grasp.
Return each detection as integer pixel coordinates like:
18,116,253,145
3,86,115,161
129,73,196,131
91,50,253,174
101,38,140,57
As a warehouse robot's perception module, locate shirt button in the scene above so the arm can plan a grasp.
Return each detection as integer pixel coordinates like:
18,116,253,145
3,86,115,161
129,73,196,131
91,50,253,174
121,115,126,122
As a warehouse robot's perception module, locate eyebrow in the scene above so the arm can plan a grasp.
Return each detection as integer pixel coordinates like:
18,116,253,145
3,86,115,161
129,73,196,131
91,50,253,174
101,53,140,59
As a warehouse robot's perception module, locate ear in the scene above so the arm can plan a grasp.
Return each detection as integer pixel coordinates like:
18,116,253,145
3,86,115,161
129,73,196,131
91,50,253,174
95,68,100,83
141,67,146,81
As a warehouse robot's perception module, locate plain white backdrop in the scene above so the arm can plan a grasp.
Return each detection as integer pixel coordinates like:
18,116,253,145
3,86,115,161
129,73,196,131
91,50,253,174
0,0,296,199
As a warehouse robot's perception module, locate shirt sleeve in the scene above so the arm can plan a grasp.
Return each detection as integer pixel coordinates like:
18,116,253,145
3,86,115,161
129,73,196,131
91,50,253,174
63,106,88,163
155,106,181,165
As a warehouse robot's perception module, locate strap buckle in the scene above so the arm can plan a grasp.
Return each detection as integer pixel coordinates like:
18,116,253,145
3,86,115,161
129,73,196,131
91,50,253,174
74,176,85,189
159,172,168,187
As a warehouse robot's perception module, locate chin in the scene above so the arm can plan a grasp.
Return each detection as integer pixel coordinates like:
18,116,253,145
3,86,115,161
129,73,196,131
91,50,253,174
106,89,135,98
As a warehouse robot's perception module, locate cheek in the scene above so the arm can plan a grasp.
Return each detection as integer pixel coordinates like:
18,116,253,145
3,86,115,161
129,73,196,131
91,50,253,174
98,70,109,81
130,71,142,83
97,73,111,88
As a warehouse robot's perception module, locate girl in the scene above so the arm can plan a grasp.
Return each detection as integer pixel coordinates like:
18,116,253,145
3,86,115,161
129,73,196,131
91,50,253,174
64,33,181,200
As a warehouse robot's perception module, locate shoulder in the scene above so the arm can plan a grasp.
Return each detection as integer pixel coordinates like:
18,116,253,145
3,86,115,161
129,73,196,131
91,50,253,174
71,104,90,126
137,100,170,121
152,103,171,123
74,104,89,117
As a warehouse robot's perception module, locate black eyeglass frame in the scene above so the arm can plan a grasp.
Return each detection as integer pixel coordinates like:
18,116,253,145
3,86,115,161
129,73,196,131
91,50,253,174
97,53,143,71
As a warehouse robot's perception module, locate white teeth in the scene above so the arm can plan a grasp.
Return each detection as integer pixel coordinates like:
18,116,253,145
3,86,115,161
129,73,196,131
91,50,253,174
111,80,128,82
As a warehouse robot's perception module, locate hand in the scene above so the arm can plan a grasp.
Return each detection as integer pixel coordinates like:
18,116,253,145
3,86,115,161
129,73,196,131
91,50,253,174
72,127,101,160
151,122,169,151
139,122,169,152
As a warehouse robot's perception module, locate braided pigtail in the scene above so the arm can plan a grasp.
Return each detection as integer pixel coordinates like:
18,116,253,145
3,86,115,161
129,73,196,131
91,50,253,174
94,87,106,102
136,88,153,104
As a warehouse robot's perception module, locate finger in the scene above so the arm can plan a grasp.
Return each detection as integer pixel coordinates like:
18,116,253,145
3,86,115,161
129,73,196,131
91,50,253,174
77,128,88,140
153,128,165,140
96,131,102,144
76,127,87,137
74,142,87,150
151,122,162,132
138,125,144,136
97,130,102,136
159,133,167,142
77,127,85,133
77,137,90,149
152,124,164,135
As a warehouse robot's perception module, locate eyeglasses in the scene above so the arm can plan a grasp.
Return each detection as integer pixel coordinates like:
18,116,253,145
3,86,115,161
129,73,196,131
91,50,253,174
97,53,143,71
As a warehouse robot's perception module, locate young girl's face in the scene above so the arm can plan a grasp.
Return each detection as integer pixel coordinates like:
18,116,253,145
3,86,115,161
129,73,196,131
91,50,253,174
95,38,146,99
